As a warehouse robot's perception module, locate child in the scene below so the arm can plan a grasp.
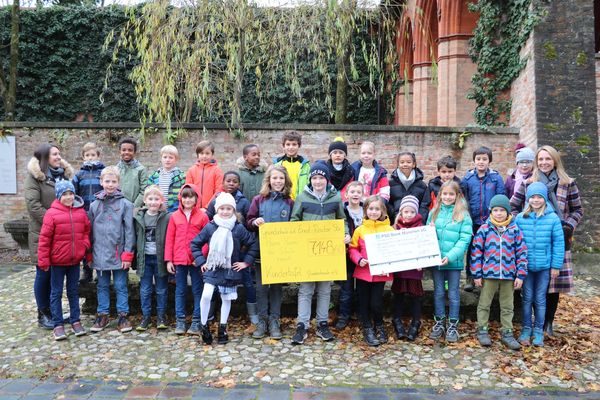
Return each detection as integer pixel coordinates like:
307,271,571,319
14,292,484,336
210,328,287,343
389,151,430,222
191,193,259,345
185,140,224,210
38,180,91,340
427,181,472,342
72,142,105,283
134,186,171,331
117,137,148,208
88,166,136,333
505,146,534,199
348,195,394,346
351,141,390,202
471,194,527,350
392,195,425,342
428,155,461,210
273,131,311,200
461,146,505,292
147,145,186,213
206,171,250,222
165,184,209,335
335,180,364,330
237,144,268,202
290,162,350,345
515,183,564,347
324,137,354,201
246,165,294,339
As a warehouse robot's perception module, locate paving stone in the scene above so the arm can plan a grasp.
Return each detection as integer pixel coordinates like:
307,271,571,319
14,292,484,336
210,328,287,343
158,386,194,398
191,387,226,399
127,385,164,398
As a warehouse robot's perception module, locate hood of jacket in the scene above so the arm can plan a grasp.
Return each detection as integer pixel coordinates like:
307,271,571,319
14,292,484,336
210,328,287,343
236,156,268,173
177,183,203,211
194,159,219,168
304,184,338,201
27,157,75,182
94,189,125,201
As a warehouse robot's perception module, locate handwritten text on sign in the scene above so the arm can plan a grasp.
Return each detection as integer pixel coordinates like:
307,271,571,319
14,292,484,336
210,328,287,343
259,220,346,284
364,225,442,275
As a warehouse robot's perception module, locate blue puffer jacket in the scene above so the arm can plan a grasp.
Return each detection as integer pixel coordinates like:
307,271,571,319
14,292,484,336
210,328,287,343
515,203,565,272
427,204,473,271
461,169,505,225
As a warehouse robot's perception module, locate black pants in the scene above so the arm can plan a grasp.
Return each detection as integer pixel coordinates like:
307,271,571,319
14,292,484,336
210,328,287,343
393,293,422,322
356,280,385,327
545,292,560,325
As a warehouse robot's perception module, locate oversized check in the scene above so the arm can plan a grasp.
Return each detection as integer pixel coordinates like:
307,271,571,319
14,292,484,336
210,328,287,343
363,225,442,275
259,220,346,284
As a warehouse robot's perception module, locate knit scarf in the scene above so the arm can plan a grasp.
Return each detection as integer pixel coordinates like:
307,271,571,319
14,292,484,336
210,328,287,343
395,213,423,229
539,170,562,219
397,169,416,191
328,159,354,191
47,166,65,182
205,215,236,271
513,170,530,198
490,214,512,228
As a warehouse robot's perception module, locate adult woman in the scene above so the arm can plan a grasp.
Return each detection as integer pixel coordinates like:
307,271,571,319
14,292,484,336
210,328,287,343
510,145,583,336
24,144,74,329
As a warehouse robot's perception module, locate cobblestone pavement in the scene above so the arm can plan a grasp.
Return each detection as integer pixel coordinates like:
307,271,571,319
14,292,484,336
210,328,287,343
1,265,600,396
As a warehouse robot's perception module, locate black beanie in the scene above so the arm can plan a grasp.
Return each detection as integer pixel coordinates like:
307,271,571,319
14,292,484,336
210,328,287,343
328,137,347,156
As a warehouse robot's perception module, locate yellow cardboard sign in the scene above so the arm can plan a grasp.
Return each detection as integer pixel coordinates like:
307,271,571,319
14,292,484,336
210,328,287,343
259,220,346,284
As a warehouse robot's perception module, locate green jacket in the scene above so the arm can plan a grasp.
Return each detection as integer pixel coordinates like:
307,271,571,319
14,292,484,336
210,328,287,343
237,157,267,202
118,159,148,207
274,155,311,199
133,209,170,277
427,204,473,270
147,167,186,213
291,185,349,235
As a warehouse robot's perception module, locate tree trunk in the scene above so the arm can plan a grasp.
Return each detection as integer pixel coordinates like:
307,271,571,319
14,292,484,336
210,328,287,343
335,50,349,124
5,0,20,121
232,28,245,126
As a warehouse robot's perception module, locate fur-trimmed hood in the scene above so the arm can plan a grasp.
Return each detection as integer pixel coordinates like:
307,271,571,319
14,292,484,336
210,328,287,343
27,157,75,182
236,156,268,173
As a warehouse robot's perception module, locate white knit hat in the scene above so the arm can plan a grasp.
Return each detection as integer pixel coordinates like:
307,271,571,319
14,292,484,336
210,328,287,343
215,192,236,211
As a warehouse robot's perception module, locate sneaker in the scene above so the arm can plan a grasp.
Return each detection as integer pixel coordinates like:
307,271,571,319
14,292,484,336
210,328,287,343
477,327,492,347
406,320,421,342
90,314,109,332
316,321,335,342
393,318,406,339
188,319,201,336
334,316,349,330
117,314,132,333
136,316,151,332
175,319,187,335
532,328,544,347
446,319,459,343
429,317,445,340
53,325,67,341
501,330,521,350
518,326,532,346
362,326,380,347
291,323,308,345
217,324,229,344
268,318,283,340
201,323,213,345
71,321,86,337
252,319,268,339
375,323,388,344
156,315,168,330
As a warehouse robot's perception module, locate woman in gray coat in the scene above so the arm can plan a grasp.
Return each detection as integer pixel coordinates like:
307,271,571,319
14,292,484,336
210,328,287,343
24,143,74,329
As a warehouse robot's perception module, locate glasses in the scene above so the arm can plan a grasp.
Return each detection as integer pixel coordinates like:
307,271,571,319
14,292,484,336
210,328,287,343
517,160,533,165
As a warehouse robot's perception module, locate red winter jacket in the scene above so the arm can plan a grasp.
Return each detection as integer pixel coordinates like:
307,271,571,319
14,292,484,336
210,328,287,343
37,198,91,269
185,160,224,209
164,184,209,265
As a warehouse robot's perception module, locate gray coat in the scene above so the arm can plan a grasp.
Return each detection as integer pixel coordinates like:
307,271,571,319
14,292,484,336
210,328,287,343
23,157,74,264
88,190,135,271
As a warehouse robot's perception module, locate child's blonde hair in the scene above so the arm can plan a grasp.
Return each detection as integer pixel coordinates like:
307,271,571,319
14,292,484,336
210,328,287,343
160,145,179,159
363,195,388,221
100,166,120,181
260,165,292,197
428,181,467,223
523,196,547,218
532,145,572,185
360,141,375,152
81,142,101,158
346,181,364,192
143,185,166,210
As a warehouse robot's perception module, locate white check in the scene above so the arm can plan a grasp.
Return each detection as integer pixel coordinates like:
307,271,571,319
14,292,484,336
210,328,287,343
364,225,442,275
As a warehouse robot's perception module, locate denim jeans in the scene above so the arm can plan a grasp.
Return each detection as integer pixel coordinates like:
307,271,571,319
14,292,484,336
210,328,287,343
522,269,551,331
139,255,168,317
338,261,355,318
50,266,80,327
96,269,129,315
242,266,256,303
175,265,203,319
34,266,51,310
431,269,461,320
255,264,282,320
297,281,332,326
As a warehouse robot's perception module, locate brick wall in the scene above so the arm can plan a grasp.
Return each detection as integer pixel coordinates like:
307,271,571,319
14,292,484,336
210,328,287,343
0,122,519,250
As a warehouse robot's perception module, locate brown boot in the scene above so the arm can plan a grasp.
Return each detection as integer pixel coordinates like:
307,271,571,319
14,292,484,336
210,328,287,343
117,313,132,333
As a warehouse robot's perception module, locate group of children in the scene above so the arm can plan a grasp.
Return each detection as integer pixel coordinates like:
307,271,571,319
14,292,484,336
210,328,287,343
40,133,567,351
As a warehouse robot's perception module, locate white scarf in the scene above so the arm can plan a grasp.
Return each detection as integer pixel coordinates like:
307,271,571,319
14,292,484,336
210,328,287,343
205,215,236,270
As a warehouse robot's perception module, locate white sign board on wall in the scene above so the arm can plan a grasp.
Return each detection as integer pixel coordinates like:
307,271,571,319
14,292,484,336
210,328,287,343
0,136,17,194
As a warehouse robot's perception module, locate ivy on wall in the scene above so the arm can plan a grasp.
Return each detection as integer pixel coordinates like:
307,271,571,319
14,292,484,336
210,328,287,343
467,0,547,127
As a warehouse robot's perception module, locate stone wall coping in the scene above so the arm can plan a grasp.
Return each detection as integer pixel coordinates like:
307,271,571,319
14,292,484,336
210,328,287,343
0,121,519,135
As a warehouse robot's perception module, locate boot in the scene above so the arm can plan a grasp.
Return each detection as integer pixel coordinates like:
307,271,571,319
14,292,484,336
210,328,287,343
217,324,229,344
375,323,388,344
268,317,282,340
532,328,544,347
501,330,521,351
518,326,532,346
477,327,492,347
246,302,259,325
392,318,406,339
252,318,267,339
543,321,555,337
406,320,421,342
362,325,380,347
200,323,213,345
38,309,54,330
188,317,201,336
